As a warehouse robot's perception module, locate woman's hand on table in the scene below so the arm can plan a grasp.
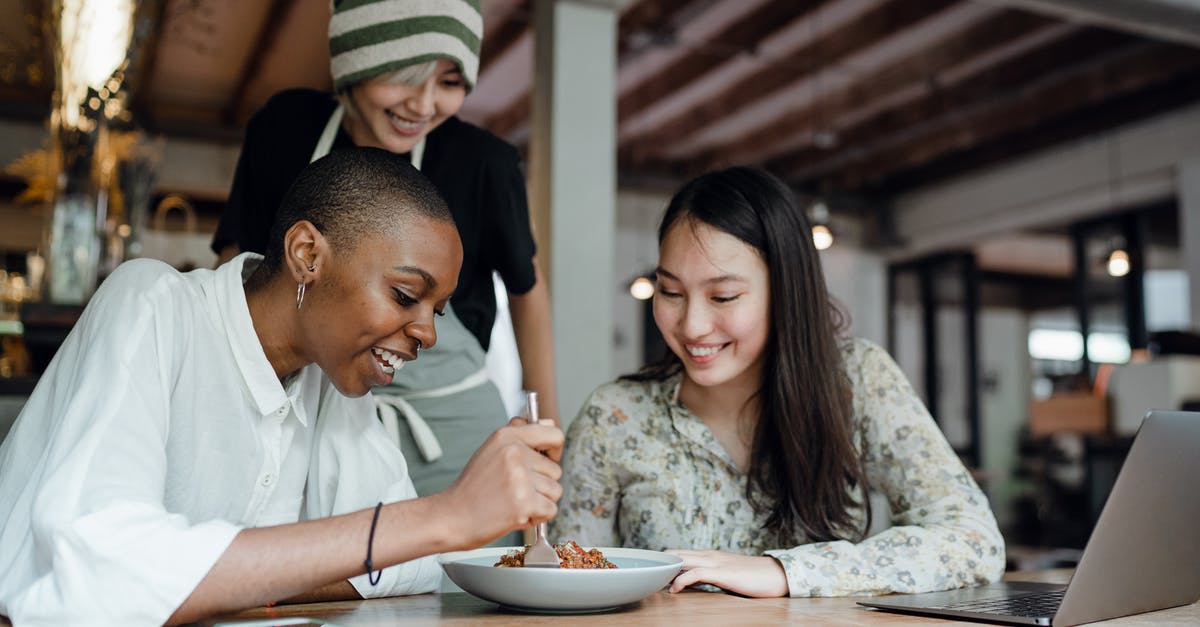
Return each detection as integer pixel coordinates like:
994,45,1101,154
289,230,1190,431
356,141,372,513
666,550,789,597
436,417,564,549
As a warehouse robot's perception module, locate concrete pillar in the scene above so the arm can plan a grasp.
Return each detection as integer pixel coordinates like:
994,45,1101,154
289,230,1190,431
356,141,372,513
529,0,619,424
1180,160,1200,331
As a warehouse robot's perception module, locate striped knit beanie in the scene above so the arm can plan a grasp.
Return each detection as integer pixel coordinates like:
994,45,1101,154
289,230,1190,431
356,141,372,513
329,0,482,92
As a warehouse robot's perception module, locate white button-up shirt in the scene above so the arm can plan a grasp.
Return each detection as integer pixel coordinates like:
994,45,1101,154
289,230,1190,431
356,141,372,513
0,254,440,626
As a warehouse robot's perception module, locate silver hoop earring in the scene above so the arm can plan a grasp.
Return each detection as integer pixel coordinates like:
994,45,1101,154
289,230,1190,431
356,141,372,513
295,264,316,311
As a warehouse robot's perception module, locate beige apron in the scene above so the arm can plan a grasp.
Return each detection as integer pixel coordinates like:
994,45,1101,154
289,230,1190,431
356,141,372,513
311,106,505,495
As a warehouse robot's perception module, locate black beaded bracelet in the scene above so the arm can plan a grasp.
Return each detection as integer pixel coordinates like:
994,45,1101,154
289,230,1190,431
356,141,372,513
364,501,383,586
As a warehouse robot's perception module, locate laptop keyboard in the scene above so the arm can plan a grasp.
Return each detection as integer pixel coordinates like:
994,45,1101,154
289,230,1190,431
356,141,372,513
934,589,1065,618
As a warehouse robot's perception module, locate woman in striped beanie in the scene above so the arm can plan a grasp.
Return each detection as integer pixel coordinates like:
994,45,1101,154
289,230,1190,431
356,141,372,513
213,0,558,515
329,0,483,155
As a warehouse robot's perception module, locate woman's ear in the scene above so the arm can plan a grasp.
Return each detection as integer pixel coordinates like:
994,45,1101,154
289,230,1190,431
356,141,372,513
283,220,328,282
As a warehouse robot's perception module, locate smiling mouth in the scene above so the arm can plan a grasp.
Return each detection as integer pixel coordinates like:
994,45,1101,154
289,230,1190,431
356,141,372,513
373,347,406,374
386,110,425,134
686,341,720,355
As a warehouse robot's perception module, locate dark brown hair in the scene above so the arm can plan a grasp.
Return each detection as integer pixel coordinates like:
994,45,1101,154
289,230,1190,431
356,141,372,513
626,166,870,543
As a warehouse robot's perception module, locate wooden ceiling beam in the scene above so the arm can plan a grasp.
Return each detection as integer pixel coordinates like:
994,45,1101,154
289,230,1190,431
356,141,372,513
687,9,1059,172
811,42,1200,190
221,0,296,126
766,28,1141,180
480,0,531,75
875,67,1200,194
990,0,1200,48
128,1,167,128
617,0,703,60
618,0,835,123
621,0,961,165
485,0,700,140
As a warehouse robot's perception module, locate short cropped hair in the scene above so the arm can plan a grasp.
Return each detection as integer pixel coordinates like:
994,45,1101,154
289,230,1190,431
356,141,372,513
259,147,454,274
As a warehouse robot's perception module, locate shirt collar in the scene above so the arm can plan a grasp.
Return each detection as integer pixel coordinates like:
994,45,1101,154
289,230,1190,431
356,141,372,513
666,371,684,405
283,368,314,427
213,253,303,423
660,371,741,473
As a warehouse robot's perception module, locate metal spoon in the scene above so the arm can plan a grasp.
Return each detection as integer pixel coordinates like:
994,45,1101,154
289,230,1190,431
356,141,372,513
522,391,560,568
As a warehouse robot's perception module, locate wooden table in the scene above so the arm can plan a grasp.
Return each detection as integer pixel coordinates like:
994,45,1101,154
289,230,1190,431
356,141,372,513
203,570,1200,626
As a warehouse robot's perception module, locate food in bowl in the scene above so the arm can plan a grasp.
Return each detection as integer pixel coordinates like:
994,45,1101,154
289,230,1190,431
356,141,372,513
440,546,683,612
494,540,617,569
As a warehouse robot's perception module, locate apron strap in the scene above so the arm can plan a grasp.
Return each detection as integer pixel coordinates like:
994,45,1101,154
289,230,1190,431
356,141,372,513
311,105,345,163
311,104,426,169
373,368,491,462
376,394,443,463
410,136,425,170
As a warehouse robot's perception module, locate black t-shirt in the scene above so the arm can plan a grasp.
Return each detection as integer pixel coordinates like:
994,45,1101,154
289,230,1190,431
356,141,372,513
212,89,537,350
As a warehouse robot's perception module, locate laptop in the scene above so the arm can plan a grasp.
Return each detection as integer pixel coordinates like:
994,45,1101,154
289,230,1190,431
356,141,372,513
858,410,1200,626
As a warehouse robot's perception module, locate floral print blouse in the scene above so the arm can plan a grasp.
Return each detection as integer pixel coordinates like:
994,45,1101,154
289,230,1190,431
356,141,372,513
553,338,1005,597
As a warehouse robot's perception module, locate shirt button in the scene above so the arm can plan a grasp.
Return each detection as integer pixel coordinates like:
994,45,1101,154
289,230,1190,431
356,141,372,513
261,474,275,486
275,407,287,416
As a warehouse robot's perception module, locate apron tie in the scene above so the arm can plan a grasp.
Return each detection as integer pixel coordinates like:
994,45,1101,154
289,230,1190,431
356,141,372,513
373,368,492,462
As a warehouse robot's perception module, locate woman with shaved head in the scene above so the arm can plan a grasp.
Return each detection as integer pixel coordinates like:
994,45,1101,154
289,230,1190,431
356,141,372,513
212,0,558,503
0,148,564,626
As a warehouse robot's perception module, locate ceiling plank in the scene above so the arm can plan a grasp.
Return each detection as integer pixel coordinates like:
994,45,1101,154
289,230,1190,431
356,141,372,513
766,28,1141,180
221,0,296,126
485,0,701,139
876,67,1200,194
618,0,836,124
617,0,700,60
688,9,1059,171
621,0,961,164
985,0,1200,48
479,0,530,75
128,1,168,127
814,41,1200,190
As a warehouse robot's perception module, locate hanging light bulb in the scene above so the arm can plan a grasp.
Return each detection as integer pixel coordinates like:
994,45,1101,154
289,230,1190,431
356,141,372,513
1106,248,1130,277
809,200,834,250
629,276,655,300
812,224,833,250
812,224,834,250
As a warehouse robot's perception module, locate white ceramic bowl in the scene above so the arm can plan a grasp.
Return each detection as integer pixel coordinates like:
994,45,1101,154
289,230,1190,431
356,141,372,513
438,546,683,613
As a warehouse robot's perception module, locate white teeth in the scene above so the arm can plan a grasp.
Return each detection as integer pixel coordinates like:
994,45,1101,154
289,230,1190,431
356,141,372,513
372,347,407,372
388,111,420,129
687,345,721,357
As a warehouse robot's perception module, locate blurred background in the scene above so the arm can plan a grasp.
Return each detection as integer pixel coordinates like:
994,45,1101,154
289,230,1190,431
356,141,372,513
2,0,1199,571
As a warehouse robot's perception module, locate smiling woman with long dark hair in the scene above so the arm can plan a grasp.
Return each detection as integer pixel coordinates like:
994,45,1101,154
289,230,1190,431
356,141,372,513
553,166,1003,598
